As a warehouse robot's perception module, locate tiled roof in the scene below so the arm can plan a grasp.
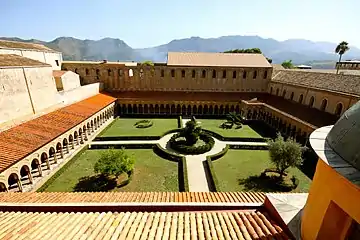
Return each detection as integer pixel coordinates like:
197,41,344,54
272,70,360,96
0,94,116,173
0,210,290,239
53,70,67,78
0,39,57,52
167,52,272,68
0,192,266,203
0,54,50,67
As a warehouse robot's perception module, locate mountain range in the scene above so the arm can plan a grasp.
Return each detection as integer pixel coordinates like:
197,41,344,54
2,36,360,68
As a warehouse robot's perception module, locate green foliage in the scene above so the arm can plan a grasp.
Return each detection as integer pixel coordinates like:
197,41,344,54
267,134,303,178
266,57,273,63
94,148,135,178
223,112,243,129
169,132,215,154
335,41,350,55
182,118,202,145
224,48,262,54
281,60,295,69
141,60,154,66
134,119,153,128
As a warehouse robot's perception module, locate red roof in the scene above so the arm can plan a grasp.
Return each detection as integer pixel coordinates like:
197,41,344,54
0,93,116,172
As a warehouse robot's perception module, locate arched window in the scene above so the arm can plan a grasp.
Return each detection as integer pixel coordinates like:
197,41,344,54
270,87,273,94
85,69,89,75
212,70,216,78
222,70,226,78
263,70,268,79
290,92,294,101
129,69,133,77
299,94,304,104
309,96,315,108
96,69,100,76
181,70,185,78
243,71,247,79
108,69,111,76
119,69,123,76
320,99,328,111
233,71,236,79
139,69,144,78
335,102,343,116
171,69,175,78
202,70,206,78
276,88,279,96
192,70,196,78
253,71,257,79
282,90,286,98
161,69,164,77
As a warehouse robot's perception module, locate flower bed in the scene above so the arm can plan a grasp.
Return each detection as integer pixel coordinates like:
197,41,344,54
134,120,153,128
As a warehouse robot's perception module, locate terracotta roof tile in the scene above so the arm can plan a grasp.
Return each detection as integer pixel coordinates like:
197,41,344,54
272,69,360,96
0,209,290,239
167,52,272,68
52,70,67,78
0,192,266,204
0,93,116,172
0,54,50,67
0,39,57,52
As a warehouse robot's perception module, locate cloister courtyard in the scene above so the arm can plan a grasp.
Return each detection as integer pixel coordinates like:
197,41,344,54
38,117,312,193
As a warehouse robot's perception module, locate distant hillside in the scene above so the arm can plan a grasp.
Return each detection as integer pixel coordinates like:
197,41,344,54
2,35,360,66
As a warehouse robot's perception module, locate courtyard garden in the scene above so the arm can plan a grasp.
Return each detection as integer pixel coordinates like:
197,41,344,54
40,149,179,192
99,118,178,137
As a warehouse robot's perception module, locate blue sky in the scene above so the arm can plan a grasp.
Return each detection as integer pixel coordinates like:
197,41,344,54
1,0,358,48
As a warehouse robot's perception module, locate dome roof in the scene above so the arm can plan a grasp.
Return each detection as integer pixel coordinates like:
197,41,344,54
326,100,360,170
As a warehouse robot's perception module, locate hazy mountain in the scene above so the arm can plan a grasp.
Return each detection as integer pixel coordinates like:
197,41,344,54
1,36,360,67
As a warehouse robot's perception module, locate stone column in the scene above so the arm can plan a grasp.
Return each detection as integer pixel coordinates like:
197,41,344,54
27,170,33,184
71,140,75,149
17,179,23,192
53,152,58,163
38,164,43,177
66,144,69,153
46,159,51,170
80,133,84,144
84,131,88,141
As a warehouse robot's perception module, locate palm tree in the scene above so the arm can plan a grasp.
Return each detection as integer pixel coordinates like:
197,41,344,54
335,41,350,74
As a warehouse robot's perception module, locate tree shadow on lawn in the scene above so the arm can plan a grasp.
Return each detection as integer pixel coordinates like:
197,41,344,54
73,175,118,192
238,174,295,192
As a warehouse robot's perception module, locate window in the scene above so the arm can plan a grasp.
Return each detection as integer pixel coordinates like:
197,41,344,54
222,70,226,78
55,60,59,66
96,69,100,76
320,99,328,111
270,87,273,94
243,71,247,79
171,69,175,78
309,96,315,108
192,70,196,78
181,70,185,78
212,70,216,78
282,90,286,98
232,71,236,79
202,70,206,78
264,70,268,79
140,69,144,78
85,69,89,75
161,69,164,77
276,88,279,96
108,69,111,76
74,68,78,74
290,92,294,101
299,94,304,104
253,71,257,79
335,102,343,116
118,69,123,76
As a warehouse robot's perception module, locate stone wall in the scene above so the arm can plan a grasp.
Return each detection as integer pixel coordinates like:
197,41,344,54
0,48,62,70
62,62,272,93
268,82,359,116
61,71,81,91
57,83,101,106
0,68,34,124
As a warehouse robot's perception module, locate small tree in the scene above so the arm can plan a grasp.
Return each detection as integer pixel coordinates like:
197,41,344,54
267,134,303,178
141,60,154,66
281,60,295,69
94,148,134,180
335,41,350,74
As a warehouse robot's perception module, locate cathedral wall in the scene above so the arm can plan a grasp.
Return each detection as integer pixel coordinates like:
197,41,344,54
61,71,81,91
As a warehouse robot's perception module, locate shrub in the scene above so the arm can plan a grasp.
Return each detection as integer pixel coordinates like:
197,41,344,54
169,132,215,154
291,175,299,188
94,148,135,179
134,119,153,128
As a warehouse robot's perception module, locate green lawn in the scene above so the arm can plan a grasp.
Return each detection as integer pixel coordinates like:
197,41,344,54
212,150,311,192
198,119,262,138
41,149,179,192
100,118,178,137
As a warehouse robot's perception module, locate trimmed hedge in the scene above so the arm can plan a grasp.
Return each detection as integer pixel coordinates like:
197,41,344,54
169,132,215,155
178,116,183,128
134,120,153,128
152,144,189,191
94,129,180,142
89,143,154,149
229,145,268,150
37,145,89,192
204,145,229,192
201,129,266,142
